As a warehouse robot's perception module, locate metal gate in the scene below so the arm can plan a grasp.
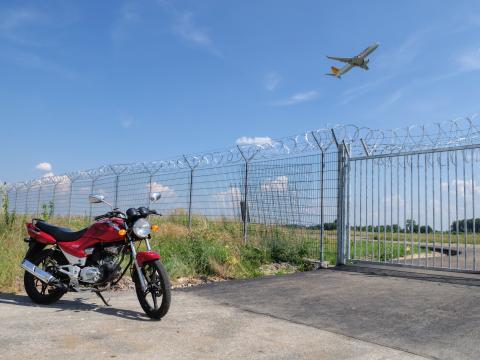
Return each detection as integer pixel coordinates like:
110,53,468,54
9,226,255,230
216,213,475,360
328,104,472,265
348,145,480,273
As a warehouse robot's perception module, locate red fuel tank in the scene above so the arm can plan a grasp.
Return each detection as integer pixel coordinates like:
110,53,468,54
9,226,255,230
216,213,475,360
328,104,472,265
82,218,126,243
59,219,126,258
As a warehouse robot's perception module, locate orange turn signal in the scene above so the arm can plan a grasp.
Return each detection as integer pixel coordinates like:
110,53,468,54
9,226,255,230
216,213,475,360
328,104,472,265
151,225,159,232
118,229,127,236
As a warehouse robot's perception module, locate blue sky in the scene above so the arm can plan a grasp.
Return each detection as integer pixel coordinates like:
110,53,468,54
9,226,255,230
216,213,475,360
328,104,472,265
1,0,480,183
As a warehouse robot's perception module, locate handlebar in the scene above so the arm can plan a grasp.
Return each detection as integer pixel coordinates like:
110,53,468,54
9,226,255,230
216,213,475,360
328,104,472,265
94,212,112,221
94,209,124,221
94,208,161,221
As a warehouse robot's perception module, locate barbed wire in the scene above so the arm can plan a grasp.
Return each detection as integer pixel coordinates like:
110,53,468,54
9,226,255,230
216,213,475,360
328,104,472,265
4,117,480,191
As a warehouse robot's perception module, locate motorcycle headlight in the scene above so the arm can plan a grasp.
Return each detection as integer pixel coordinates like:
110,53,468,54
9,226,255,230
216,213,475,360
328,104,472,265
132,218,151,238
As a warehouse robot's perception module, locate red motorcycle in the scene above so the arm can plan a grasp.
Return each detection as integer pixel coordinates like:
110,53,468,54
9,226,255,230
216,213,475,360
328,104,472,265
20,192,171,320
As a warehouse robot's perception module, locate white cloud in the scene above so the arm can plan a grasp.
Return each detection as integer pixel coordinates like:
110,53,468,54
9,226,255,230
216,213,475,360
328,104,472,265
261,176,288,192
213,187,242,216
36,162,52,172
236,136,274,146
441,180,480,196
172,12,222,56
42,172,54,178
52,175,71,194
270,90,319,107
457,47,480,72
214,187,242,203
265,71,281,91
149,182,176,198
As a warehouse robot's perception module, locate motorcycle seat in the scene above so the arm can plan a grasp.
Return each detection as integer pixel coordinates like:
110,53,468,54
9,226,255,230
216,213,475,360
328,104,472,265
36,221,88,242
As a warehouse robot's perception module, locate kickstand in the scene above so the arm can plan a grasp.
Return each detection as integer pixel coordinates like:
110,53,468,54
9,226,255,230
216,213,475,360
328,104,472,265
95,291,111,306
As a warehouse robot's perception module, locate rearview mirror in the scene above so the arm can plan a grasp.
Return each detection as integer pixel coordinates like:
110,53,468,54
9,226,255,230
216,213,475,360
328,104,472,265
150,192,161,202
89,194,104,204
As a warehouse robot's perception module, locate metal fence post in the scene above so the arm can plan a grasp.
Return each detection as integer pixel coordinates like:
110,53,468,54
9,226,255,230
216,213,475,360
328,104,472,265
188,168,194,229
67,177,75,222
344,142,351,263
51,181,58,217
25,183,31,215
148,174,153,207
36,184,42,217
311,132,326,262
237,146,258,245
89,177,96,220
243,160,249,244
114,175,119,209
183,155,198,231
336,141,349,265
110,165,127,209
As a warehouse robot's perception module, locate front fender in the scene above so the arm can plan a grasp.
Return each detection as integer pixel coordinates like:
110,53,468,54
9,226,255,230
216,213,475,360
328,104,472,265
136,251,160,267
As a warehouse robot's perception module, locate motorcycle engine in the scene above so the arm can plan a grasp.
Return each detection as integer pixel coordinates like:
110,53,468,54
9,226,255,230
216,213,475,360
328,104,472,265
79,267,102,283
81,245,124,285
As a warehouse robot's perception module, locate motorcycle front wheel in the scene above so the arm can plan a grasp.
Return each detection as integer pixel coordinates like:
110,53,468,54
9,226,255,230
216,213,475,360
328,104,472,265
132,260,171,320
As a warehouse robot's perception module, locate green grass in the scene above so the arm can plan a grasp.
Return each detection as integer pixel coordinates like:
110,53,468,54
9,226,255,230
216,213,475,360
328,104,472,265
148,216,320,280
2,210,447,293
350,240,422,262
356,230,479,245
0,217,27,292
0,214,322,292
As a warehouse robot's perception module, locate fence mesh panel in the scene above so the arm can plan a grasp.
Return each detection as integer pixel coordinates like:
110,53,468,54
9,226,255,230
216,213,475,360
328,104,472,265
3,119,480,270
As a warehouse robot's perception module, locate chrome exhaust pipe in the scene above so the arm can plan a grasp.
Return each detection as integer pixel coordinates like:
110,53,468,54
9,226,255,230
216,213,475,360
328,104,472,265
21,259,57,284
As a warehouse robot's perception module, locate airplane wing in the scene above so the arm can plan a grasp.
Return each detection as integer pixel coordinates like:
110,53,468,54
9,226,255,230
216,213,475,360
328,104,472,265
326,56,353,63
357,43,379,59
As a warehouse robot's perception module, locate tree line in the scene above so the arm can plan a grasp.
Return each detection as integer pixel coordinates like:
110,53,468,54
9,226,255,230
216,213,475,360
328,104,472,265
306,218,480,234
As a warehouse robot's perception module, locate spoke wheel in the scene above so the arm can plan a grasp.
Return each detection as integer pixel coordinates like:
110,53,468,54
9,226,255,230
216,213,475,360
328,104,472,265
24,249,67,305
133,260,171,320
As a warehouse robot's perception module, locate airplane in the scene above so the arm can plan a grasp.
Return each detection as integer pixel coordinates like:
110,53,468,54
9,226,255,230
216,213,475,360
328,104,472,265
325,42,379,78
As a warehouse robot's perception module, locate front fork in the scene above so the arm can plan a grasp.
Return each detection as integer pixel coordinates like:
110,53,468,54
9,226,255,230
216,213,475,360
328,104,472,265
129,238,153,293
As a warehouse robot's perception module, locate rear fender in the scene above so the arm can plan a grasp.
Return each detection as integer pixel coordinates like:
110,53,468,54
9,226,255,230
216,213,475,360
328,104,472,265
136,251,160,267
24,240,47,260
26,223,56,245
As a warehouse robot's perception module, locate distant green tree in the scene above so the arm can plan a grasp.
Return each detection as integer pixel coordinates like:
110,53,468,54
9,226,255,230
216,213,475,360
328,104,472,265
451,218,480,233
405,219,416,232
419,225,433,233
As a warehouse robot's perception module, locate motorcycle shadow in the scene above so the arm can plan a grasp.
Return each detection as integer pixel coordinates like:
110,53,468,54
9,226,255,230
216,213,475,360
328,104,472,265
0,292,153,322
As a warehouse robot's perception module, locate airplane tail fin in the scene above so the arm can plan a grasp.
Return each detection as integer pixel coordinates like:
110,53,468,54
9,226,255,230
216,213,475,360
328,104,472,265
325,66,341,78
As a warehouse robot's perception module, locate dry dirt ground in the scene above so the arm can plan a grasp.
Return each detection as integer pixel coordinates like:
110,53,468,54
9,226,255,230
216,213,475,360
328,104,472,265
1,266,479,360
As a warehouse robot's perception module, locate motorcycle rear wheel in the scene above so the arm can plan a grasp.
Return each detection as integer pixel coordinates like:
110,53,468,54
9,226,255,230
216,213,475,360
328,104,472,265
132,260,171,320
24,249,67,305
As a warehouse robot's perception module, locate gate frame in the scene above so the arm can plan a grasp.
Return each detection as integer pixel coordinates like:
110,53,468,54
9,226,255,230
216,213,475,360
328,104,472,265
343,143,480,274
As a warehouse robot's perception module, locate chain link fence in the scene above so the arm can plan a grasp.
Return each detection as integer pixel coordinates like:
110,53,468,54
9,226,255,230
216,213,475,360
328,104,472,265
2,118,480,267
